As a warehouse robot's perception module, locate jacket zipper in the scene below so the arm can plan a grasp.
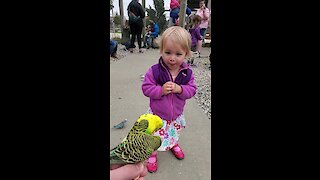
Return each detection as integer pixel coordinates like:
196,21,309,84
160,60,189,122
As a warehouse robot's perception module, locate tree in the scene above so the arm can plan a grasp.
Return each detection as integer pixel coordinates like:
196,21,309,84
113,13,121,27
145,0,167,34
179,0,187,27
110,0,114,11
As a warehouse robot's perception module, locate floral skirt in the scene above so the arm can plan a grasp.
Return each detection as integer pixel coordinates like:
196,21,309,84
146,108,186,151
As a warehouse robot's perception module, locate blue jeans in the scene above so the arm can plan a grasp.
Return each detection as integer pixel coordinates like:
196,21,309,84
110,40,118,55
144,35,156,48
200,28,207,37
170,7,192,23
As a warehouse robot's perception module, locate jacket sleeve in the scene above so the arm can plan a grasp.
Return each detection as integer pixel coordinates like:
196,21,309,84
142,68,163,99
137,3,145,18
177,71,197,100
150,24,159,36
204,8,210,20
127,2,132,16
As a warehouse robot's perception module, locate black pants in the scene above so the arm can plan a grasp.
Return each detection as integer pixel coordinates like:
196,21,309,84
129,22,143,49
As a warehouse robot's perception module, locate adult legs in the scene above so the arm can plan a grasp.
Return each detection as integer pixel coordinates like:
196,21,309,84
110,40,118,58
110,40,117,55
129,22,143,52
170,8,180,24
136,25,143,50
111,43,118,58
130,23,138,52
130,33,136,49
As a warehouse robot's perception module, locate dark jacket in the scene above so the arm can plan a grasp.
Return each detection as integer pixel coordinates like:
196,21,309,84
127,0,145,25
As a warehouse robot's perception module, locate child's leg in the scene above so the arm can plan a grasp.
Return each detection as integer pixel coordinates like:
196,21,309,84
171,144,185,160
197,40,202,55
147,151,158,172
148,151,157,163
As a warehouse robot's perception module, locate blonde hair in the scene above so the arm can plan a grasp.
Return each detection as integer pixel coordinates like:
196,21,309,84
159,26,192,58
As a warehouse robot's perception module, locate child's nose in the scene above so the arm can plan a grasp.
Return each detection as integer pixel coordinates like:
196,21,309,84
170,55,177,60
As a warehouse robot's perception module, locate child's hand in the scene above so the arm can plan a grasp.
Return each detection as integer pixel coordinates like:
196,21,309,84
162,82,182,95
171,82,182,94
162,82,173,95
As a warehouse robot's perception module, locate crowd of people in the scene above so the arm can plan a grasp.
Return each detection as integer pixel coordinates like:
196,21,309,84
109,1,211,178
110,0,210,57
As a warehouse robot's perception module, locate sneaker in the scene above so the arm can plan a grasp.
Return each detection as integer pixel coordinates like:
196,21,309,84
171,144,185,160
146,153,157,173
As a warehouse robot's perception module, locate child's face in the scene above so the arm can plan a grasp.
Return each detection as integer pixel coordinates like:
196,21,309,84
161,37,187,70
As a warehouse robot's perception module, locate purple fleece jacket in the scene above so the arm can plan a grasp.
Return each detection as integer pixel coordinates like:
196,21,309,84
142,57,197,121
189,26,202,46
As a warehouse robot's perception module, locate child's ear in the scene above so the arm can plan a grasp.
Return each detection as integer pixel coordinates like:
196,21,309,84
186,50,192,58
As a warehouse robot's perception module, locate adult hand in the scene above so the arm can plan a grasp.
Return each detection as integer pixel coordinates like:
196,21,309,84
110,162,148,180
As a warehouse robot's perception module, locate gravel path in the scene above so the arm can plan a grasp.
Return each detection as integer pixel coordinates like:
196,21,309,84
110,44,212,120
190,56,211,120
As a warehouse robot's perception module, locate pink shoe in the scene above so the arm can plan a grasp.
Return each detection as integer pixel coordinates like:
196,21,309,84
147,152,157,173
171,144,185,160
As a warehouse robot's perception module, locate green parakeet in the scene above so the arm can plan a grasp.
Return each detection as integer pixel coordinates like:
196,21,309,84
110,114,163,165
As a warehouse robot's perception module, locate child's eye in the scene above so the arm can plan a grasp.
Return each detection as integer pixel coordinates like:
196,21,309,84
165,52,171,54
176,53,182,56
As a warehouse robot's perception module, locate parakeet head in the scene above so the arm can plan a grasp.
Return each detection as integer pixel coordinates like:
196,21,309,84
137,114,163,134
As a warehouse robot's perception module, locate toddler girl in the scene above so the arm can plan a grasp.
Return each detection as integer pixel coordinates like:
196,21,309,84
141,26,197,173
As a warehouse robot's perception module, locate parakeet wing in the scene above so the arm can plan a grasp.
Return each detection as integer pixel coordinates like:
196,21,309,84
121,119,149,142
110,133,161,165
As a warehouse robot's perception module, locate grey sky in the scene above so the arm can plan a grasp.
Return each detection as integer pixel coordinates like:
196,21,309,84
110,0,171,18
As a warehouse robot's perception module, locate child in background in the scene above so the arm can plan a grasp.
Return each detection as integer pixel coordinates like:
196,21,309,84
141,26,197,173
189,15,203,61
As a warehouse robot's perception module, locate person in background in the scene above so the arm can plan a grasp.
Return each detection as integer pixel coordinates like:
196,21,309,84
170,0,192,26
142,24,153,48
189,15,203,62
127,0,145,53
196,0,210,38
110,40,118,58
143,20,159,49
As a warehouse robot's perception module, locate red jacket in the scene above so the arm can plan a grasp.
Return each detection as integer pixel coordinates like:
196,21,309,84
170,0,180,10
